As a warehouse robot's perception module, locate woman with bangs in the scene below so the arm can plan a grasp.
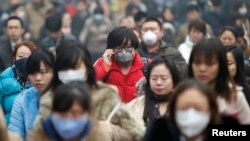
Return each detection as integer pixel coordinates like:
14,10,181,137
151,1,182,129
188,38,250,124
8,49,55,140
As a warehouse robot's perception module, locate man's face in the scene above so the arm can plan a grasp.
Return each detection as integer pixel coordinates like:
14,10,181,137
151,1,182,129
5,19,24,41
141,21,164,43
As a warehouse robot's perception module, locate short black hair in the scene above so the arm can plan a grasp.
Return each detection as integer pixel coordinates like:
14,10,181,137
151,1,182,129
143,17,163,29
52,81,92,113
107,26,139,49
4,16,24,27
188,19,206,35
186,4,200,13
134,11,147,22
26,48,55,75
45,13,62,32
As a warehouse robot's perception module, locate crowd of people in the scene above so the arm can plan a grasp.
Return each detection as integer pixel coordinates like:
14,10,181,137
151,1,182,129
0,0,250,141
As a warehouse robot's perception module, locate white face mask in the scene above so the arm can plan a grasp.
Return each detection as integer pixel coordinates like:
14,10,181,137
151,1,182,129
238,7,248,15
142,31,157,46
58,69,86,84
175,108,210,138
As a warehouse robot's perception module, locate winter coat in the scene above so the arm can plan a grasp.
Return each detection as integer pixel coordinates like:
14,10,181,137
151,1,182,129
94,53,145,103
178,35,194,64
0,66,32,125
33,81,144,141
8,87,39,139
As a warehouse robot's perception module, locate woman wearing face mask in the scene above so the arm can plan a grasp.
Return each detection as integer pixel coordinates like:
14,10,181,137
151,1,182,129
188,38,250,124
34,40,144,141
8,48,55,140
28,82,111,141
0,40,37,125
127,56,180,128
143,79,220,141
226,45,250,106
94,26,146,104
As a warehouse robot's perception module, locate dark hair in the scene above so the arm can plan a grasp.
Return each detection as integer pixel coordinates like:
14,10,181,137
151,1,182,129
188,38,233,101
26,48,55,75
12,40,38,63
211,0,222,7
45,13,62,32
143,56,180,126
94,6,104,14
107,26,139,49
226,45,250,105
55,40,97,88
168,79,220,127
143,17,163,29
219,26,238,39
188,19,206,35
4,16,24,27
133,11,147,22
52,82,92,113
186,4,200,13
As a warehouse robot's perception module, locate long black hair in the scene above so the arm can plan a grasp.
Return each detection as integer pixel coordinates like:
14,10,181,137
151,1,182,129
54,40,97,89
226,45,250,105
188,38,234,102
143,56,180,127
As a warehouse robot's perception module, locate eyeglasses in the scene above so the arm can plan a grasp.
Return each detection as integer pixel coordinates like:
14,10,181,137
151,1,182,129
114,46,133,52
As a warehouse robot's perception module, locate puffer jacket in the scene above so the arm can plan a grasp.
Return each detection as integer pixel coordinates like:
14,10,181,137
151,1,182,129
94,53,145,103
8,87,39,140
0,66,32,125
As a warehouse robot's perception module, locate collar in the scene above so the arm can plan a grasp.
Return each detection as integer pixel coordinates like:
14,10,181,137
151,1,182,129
10,38,22,51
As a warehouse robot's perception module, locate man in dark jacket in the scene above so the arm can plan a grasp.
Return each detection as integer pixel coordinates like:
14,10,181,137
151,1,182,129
39,13,76,54
0,16,24,72
138,17,187,80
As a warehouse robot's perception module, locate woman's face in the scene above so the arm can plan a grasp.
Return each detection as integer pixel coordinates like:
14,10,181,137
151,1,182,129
175,87,211,138
15,45,32,60
150,64,173,95
55,101,88,118
227,52,237,78
220,30,236,46
176,88,210,112
28,62,54,94
192,57,219,85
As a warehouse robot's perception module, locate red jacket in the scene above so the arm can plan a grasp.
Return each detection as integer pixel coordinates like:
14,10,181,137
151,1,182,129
94,53,145,103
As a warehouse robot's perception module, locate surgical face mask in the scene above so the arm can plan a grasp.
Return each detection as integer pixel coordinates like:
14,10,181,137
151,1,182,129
58,69,86,84
175,108,210,138
238,7,248,15
142,31,157,46
94,14,104,23
51,114,91,140
115,50,134,65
